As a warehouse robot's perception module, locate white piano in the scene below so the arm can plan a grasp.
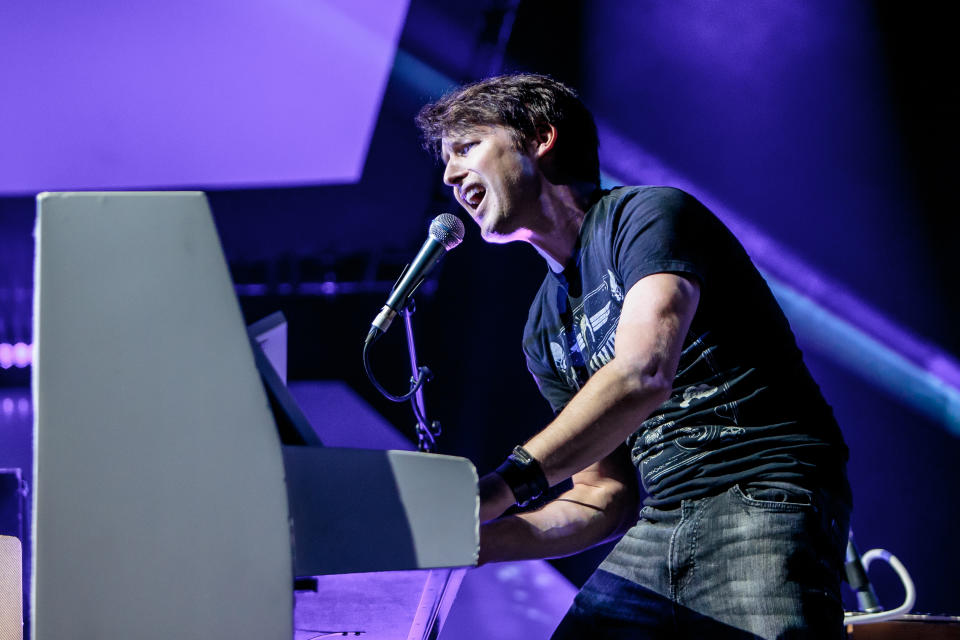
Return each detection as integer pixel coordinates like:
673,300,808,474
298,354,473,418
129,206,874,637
30,192,479,640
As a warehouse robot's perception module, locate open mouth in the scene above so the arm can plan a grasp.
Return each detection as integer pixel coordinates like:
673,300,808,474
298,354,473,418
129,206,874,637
461,184,486,210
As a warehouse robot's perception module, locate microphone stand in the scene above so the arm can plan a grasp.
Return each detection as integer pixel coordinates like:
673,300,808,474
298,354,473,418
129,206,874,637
362,214,463,451
363,294,441,452
403,298,441,452
845,530,882,614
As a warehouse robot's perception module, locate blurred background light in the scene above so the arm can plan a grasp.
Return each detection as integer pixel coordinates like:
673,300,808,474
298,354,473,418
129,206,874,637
0,0,410,192
0,344,32,369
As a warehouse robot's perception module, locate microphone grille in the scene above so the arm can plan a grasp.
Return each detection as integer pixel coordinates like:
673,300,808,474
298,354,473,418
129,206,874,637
429,213,466,251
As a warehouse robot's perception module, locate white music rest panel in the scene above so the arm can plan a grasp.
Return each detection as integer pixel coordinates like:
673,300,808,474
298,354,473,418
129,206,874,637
32,192,292,639
283,448,478,576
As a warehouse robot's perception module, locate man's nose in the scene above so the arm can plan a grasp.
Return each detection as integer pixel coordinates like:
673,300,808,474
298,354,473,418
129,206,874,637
443,159,465,186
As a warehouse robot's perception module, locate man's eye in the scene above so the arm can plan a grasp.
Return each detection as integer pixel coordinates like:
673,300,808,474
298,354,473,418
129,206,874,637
457,143,476,156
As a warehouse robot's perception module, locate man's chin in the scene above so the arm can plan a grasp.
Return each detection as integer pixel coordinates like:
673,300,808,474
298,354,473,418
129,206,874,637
479,232,500,244
477,214,527,244
479,224,515,244
477,219,497,240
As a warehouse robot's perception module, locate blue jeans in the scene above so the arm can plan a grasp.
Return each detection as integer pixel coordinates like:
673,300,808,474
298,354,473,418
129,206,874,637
552,482,851,639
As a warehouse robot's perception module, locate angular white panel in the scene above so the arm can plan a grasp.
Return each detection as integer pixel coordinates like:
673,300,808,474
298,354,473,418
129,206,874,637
32,192,292,639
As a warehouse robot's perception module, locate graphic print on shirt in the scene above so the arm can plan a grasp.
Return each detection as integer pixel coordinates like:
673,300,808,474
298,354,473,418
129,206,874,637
550,269,623,389
549,339,581,390
633,338,739,484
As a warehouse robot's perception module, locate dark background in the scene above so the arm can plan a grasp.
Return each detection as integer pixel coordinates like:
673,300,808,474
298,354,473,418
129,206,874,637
2,0,958,616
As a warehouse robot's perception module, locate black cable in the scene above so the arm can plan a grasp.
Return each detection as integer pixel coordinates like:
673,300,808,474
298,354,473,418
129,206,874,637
363,328,431,403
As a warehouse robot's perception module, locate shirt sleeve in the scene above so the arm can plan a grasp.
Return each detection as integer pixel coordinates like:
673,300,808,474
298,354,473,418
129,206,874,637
610,187,714,292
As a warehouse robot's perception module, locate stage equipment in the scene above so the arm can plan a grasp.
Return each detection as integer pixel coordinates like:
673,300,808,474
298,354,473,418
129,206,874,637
844,533,916,626
364,213,465,451
0,535,22,640
369,213,464,337
846,614,960,639
31,192,479,639
847,533,883,614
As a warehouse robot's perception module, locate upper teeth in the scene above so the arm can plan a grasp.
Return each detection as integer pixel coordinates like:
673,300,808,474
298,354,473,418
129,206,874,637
462,185,484,207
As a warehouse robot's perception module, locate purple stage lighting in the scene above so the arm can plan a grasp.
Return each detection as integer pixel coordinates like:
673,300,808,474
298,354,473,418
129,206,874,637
597,123,960,435
0,0,410,193
0,343,32,369
0,344,12,370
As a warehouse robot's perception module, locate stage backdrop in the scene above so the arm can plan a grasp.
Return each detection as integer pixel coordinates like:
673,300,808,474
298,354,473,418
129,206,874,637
0,0,409,193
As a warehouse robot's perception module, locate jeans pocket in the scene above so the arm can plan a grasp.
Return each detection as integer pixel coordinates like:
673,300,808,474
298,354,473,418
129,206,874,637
732,481,816,512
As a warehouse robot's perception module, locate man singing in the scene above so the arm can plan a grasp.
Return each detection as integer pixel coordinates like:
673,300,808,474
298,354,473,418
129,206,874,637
416,73,851,639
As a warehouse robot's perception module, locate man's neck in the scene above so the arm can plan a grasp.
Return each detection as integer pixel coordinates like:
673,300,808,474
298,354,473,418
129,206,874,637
525,182,595,268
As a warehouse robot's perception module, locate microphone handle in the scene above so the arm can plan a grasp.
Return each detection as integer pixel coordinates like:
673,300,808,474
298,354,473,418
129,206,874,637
372,237,445,334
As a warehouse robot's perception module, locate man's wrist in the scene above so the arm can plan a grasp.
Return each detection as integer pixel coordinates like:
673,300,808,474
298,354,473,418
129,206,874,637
495,445,549,507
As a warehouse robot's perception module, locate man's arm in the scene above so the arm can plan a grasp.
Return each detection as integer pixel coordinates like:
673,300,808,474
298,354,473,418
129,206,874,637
479,444,639,564
480,272,700,524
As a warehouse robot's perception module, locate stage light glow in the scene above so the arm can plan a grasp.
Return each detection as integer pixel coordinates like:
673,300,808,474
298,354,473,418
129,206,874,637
0,344,12,369
12,342,30,368
0,343,32,368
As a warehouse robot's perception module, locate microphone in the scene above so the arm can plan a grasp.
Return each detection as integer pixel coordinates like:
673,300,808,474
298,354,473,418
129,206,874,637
369,213,465,337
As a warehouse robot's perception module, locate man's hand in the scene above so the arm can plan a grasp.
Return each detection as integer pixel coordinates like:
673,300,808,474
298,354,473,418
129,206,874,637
478,471,515,523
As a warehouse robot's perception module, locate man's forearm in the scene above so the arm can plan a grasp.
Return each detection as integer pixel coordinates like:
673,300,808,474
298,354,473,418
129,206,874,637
479,467,639,564
524,355,671,487
476,358,664,524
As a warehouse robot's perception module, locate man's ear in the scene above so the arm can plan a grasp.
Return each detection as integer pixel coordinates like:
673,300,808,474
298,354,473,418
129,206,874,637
534,123,558,158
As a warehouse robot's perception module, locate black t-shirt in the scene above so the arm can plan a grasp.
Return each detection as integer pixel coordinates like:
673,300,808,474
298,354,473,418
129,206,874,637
523,186,849,507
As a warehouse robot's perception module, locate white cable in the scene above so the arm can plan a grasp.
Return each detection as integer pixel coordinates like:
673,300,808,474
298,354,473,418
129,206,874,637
843,548,916,626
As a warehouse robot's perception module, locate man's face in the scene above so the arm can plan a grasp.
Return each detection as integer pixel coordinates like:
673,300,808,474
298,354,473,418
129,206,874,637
440,125,541,243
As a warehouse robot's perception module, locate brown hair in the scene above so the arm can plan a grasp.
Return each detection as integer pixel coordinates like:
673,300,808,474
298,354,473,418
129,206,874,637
416,73,600,188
